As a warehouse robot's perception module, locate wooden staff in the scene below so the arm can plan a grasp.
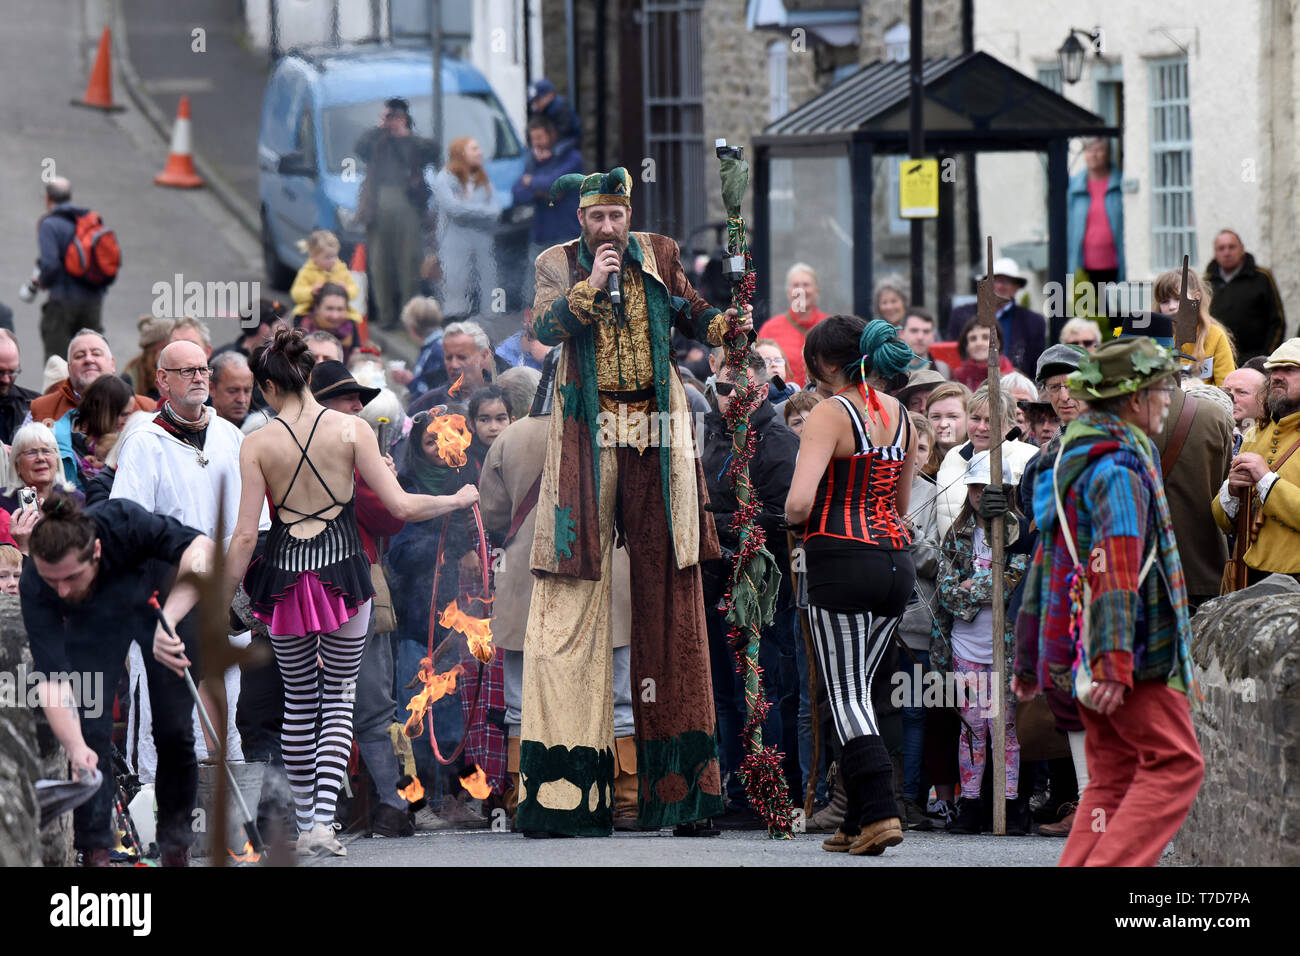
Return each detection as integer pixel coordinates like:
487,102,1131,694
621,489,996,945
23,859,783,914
977,236,1008,836
788,530,821,819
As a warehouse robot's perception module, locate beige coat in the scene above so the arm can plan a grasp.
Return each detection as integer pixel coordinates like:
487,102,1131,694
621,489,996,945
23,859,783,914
480,415,630,651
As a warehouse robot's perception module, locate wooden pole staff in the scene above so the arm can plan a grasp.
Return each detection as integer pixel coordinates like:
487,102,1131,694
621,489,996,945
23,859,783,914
977,236,1007,836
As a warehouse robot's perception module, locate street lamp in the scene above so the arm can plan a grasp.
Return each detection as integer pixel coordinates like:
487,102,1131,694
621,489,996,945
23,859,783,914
1058,27,1103,84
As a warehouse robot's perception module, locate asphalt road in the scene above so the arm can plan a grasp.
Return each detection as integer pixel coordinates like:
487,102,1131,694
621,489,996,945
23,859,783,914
117,0,527,362
283,826,1068,868
0,0,262,384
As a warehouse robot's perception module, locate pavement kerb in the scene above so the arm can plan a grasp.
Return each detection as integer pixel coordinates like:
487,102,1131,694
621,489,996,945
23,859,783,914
107,3,262,242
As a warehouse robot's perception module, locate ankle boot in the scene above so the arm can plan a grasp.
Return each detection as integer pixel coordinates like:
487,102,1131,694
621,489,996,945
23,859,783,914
948,796,983,835
849,816,904,856
806,762,846,833
612,735,639,830
841,736,898,834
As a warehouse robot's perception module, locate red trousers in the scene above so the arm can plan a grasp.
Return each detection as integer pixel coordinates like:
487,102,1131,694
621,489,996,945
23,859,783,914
1058,681,1204,867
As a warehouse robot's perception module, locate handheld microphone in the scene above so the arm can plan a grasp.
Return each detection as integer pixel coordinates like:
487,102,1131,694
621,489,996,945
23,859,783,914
1004,426,1023,443
608,270,621,307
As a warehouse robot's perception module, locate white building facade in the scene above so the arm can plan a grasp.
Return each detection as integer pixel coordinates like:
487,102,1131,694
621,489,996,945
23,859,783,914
973,0,1296,320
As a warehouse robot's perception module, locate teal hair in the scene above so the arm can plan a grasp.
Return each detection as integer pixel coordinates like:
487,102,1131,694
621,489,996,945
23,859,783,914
843,319,915,382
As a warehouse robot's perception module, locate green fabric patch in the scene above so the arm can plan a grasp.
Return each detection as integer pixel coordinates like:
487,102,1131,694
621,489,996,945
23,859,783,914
554,505,577,559
559,379,583,422
635,729,725,829
516,739,615,837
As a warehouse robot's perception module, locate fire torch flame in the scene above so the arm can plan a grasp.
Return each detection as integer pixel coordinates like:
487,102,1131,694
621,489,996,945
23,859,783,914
227,841,260,864
439,600,495,664
403,658,464,738
448,372,465,397
425,411,472,468
398,776,425,803
460,764,492,800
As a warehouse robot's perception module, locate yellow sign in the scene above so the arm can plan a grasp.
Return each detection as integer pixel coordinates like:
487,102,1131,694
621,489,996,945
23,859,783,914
899,158,939,218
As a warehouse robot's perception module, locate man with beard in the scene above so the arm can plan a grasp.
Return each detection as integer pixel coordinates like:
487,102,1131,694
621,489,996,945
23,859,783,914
1212,338,1300,584
111,340,270,787
0,329,38,443
516,167,751,837
21,492,216,866
29,329,156,424
1015,337,1203,866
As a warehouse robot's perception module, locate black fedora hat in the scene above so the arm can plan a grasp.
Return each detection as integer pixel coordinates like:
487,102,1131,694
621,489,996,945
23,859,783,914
310,360,381,405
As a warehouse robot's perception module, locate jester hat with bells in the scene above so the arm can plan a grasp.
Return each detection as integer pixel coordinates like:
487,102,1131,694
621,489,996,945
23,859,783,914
549,167,632,208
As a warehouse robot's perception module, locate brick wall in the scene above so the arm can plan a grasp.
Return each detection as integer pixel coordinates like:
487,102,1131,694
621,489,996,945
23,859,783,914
1171,578,1300,866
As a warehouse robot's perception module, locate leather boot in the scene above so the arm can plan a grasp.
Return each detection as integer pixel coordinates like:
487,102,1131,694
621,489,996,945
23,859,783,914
806,762,846,833
504,736,521,819
849,816,904,856
612,735,640,830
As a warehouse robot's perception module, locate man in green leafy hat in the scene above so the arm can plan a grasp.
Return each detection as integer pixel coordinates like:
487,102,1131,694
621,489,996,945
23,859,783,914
517,167,752,837
1013,336,1204,866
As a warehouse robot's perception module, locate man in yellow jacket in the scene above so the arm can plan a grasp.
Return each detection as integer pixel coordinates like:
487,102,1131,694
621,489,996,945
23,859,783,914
1212,338,1300,584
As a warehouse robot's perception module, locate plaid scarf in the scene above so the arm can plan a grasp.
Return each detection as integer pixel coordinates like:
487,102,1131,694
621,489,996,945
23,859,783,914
156,400,212,449
1019,411,1196,701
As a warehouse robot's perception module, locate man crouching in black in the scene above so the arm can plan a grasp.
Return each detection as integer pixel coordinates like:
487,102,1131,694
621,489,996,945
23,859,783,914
20,493,215,866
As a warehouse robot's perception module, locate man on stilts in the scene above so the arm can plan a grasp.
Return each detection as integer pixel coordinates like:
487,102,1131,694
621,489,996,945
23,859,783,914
517,167,752,836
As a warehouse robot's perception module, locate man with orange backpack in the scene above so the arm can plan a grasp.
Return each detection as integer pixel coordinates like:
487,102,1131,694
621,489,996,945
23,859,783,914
27,178,120,361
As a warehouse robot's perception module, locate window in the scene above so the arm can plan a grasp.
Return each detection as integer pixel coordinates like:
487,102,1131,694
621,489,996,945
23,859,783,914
642,0,707,240
1037,65,1062,95
294,105,317,168
887,161,908,235
769,40,789,121
1150,58,1195,269
884,22,909,62
321,93,522,173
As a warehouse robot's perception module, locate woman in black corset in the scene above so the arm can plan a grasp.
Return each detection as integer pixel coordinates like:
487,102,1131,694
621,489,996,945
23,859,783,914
785,315,918,856
223,329,478,856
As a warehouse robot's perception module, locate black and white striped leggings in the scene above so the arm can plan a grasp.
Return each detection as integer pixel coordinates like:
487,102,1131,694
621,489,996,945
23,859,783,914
270,601,372,832
805,544,914,744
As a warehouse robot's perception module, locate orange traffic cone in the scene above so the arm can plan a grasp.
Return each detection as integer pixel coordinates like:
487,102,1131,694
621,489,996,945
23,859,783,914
154,96,205,188
71,27,125,111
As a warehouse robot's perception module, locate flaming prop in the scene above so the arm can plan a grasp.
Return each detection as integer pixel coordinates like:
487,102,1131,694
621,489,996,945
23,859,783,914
440,599,495,664
227,841,260,865
398,776,425,803
426,411,472,468
448,372,466,397
459,764,492,800
403,658,464,738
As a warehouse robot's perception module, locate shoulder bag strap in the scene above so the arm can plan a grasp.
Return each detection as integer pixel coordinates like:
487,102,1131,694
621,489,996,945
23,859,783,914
503,473,544,548
1159,394,1198,476
1054,439,1158,578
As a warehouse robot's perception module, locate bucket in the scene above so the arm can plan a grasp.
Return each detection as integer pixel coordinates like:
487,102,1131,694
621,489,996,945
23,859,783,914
193,760,267,858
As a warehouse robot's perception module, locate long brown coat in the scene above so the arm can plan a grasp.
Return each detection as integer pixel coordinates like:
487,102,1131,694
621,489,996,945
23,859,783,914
1154,386,1232,599
479,414,631,652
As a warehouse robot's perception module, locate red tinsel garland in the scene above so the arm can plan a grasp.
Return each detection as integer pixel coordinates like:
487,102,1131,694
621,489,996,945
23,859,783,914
718,236,794,839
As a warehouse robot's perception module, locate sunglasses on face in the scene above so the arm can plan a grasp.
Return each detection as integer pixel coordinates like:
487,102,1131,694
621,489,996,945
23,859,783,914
715,381,736,396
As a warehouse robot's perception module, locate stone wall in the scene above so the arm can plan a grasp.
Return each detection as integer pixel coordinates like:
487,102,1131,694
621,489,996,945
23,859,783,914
700,0,823,227
0,593,74,867
1171,576,1300,866
538,0,621,171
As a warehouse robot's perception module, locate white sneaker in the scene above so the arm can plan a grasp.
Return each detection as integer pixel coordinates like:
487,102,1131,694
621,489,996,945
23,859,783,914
298,822,348,857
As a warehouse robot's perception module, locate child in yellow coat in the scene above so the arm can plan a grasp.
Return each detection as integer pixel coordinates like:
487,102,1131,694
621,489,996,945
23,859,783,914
1155,268,1236,386
291,230,361,322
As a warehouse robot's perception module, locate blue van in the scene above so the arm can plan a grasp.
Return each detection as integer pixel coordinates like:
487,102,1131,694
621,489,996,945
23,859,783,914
258,45,530,295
